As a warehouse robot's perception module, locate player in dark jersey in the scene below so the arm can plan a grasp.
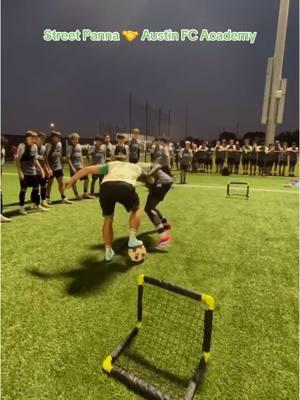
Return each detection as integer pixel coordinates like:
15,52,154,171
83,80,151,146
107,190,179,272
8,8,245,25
265,144,275,176
225,139,236,174
174,142,181,171
204,145,213,173
103,133,113,162
36,131,53,208
45,131,72,205
87,136,106,196
151,138,161,163
273,140,282,176
249,142,258,175
242,138,252,175
278,142,288,176
113,134,129,161
257,143,267,176
129,128,141,163
233,141,242,174
179,141,193,184
214,140,225,173
67,132,93,200
144,165,173,246
288,142,299,177
15,130,48,215
197,142,207,173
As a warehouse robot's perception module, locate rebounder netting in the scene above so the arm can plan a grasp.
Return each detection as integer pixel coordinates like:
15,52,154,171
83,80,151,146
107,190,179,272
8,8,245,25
227,181,250,199
102,275,214,400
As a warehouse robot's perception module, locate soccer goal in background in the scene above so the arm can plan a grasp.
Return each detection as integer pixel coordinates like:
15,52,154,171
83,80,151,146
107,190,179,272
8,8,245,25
102,275,215,400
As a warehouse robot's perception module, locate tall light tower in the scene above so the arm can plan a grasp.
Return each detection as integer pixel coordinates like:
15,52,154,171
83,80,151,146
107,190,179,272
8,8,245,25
261,0,290,145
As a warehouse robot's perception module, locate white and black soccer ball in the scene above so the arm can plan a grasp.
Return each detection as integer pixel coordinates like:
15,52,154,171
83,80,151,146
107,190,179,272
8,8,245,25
128,245,147,263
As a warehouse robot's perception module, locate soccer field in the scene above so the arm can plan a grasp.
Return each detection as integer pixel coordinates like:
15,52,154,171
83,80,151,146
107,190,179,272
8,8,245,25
1,164,299,400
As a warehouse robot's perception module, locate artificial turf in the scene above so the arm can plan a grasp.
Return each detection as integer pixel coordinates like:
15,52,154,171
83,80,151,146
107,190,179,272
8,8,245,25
1,163,299,400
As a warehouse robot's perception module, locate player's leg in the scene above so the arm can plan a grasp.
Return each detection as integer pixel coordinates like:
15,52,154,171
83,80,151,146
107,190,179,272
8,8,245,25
31,176,48,212
91,175,97,195
19,177,28,215
40,176,52,208
46,176,54,203
57,174,72,204
82,176,94,199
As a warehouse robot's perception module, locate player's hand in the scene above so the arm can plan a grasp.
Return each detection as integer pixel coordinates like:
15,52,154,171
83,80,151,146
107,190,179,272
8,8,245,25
48,169,53,177
41,170,45,179
64,180,72,190
19,172,24,181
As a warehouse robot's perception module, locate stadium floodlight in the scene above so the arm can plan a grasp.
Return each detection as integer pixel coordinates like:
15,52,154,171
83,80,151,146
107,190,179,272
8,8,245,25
261,0,290,145
50,122,55,128
102,275,214,400
227,181,250,199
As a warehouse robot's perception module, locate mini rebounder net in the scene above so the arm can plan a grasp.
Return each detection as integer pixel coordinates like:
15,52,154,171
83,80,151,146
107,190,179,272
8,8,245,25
102,275,214,400
227,181,249,199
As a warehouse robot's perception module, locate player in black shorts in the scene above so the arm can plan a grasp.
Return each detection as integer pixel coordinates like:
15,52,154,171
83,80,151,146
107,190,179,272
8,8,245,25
257,143,267,176
214,140,225,173
144,165,173,246
87,136,106,196
65,161,152,261
288,142,299,177
204,145,213,173
249,142,257,175
225,139,236,174
234,141,242,174
278,142,288,176
242,139,252,175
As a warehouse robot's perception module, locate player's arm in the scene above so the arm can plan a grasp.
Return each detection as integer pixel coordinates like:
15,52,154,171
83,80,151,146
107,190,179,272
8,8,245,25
65,164,108,189
66,146,76,172
35,159,45,178
15,144,25,180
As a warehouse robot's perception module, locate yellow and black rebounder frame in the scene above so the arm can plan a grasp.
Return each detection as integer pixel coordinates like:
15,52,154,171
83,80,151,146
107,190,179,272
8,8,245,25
227,181,249,199
102,275,214,400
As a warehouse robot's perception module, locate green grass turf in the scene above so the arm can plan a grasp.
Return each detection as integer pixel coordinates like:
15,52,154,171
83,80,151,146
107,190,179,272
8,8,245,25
1,163,299,400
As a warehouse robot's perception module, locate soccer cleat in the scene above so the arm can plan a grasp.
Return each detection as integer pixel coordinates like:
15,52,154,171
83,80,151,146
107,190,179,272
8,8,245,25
35,205,49,212
19,207,27,215
75,195,82,200
46,198,53,205
128,239,143,249
62,198,72,204
1,214,11,222
104,248,115,262
42,200,53,208
158,235,172,246
83,193,96,199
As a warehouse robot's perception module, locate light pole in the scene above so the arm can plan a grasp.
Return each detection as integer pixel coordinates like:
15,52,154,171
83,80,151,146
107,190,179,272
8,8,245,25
50,122,55,129
262,0,290,145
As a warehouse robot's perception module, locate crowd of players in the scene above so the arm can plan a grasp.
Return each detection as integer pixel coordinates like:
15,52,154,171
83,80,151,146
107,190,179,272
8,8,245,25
0,129,299,225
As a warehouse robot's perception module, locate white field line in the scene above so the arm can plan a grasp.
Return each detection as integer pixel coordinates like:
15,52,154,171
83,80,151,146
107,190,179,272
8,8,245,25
175,184,299,194
2,173,298,194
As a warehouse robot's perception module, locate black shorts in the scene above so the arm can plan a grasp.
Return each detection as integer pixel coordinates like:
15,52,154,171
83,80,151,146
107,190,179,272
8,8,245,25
37,175,48,186
149,183,172,202
50,169,64,179
180,164,189,171
279,160,287,166
20,175,39,189
250,159,257,166
289,161,297,167
242,158,250,165
215,158,223,165
92,174,104,182
205,159,213,166
70,168,88,181
99,181,139,216
227,158,235,165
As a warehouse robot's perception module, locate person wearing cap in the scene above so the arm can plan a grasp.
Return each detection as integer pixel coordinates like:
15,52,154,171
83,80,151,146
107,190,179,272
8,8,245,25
113,134,129,161
36,131,53,208
64,161,152,261
1,136,11,222
129,128,141,164
179,141,193,184
66,132,94,200
87,136,106,196
45,131,72,204
15,130,48,214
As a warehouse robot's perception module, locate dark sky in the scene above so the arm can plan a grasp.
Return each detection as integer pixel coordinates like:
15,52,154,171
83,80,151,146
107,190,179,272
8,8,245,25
2,0,299,140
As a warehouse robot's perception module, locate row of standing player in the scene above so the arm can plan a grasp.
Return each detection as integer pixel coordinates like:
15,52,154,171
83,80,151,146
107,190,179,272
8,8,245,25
1,128,144,220
162,138,298,177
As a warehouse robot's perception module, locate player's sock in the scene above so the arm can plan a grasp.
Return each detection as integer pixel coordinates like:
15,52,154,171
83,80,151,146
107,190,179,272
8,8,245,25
104,246,115,261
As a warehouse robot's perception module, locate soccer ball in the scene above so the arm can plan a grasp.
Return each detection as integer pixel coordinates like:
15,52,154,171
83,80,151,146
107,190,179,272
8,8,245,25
128,245,147,263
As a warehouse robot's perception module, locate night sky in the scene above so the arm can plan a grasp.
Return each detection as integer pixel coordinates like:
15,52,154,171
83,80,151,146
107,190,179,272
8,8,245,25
2,0,299,140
